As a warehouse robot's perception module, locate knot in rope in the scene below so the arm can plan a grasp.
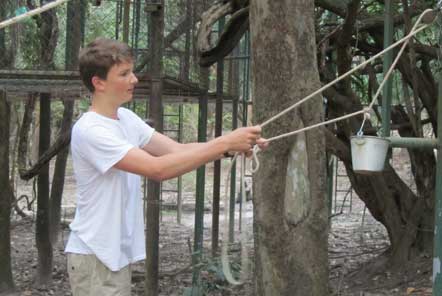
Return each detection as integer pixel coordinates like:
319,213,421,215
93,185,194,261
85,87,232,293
363,107,371,118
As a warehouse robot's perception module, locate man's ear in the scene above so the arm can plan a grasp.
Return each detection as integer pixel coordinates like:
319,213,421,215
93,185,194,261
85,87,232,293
91,76,105,92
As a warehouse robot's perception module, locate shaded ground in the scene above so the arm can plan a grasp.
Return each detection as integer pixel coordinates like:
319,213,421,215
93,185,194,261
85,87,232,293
5,153,433,295
328,204,432,296
6,197,432,296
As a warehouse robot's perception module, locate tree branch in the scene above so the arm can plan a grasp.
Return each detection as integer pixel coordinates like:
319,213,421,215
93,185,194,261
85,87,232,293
19,129,71,181
17,94,36,176
198,6,249,67
197,1,233,53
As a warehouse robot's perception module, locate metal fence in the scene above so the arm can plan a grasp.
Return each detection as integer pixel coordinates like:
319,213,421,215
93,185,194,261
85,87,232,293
0,0,150,71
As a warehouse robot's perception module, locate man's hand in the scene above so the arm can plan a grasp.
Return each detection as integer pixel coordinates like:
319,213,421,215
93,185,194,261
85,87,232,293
223,125,262,153
242,137,269,158
222,125,270,158
256,138,269,151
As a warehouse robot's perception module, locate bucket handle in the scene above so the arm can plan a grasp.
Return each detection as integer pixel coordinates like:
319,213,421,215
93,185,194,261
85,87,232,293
356,110,371,137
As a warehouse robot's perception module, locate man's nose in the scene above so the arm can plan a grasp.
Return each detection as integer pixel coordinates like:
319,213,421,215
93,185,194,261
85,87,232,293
131,73,138,84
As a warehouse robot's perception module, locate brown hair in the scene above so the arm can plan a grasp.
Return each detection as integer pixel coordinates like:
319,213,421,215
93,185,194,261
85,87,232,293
79,38,134,92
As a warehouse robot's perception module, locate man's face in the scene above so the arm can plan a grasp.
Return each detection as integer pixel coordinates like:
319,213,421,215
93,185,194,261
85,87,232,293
100,61,138,103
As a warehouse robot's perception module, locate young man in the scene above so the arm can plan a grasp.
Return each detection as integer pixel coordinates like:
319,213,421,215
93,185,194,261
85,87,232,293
65,38,266,295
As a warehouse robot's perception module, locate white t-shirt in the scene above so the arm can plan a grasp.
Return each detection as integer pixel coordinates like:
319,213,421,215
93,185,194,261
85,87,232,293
65,107,154,271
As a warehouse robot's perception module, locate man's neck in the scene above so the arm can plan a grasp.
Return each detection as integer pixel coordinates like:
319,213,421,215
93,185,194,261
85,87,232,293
89,93,120,120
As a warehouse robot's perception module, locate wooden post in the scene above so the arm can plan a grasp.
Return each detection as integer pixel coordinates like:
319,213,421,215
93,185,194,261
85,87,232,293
123,0,131,43
145,0,164,295
36,92,52,285
0,90,14,291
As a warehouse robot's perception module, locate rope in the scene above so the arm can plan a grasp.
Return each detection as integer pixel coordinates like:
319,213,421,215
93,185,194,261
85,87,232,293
221,8,438,285
0,0,71,30
221,153,249,285
260,9,434,130
259,8,435,144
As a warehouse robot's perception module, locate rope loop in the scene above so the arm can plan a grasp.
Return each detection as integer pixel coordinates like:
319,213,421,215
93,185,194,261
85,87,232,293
221,152,249,285
357,108,372,136
251,145,261,173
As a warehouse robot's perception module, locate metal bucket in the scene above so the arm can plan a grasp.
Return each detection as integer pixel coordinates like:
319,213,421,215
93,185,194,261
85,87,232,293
350,135,390,174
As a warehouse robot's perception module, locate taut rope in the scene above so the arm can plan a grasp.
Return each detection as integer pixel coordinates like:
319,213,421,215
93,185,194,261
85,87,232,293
0,0,71,30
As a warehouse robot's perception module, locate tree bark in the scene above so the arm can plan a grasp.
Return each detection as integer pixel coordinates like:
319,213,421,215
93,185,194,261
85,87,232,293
18,94,36,177
49,101,74,244
250,1,328,295
0,3,16,291
0,91,15,293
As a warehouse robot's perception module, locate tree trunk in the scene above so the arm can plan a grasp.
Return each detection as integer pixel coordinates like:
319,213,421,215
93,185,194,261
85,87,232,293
36,93,53,285
50,0,82,245
0,2,16,292
49,100,74,244
324,81,435,270
316,0,436,271
34,2,59,285
0,91,15,293
0,0,15,68
250,1,328,295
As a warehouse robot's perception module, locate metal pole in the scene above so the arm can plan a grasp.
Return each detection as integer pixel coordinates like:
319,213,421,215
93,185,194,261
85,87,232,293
327,154,334,219
228,44,240,243
241,31,249,124
388,137,438,149
80,0,86,46
177,104,183,224
212,17,225,257
381,0,394,137
145,1,164,295
244,30,250,112
238,31,250,232
192,67,209,290
432,12,442,295
133,0,141,60
122,0,130,43
115,0,121,40
229,95,238,242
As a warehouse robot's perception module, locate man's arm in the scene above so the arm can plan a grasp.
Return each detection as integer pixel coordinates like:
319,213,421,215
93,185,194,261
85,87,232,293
142,131,210,156
115,139,225,181
116,125,264,181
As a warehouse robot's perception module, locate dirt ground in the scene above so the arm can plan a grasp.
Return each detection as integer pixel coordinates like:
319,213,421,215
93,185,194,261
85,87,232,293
5,155,433,296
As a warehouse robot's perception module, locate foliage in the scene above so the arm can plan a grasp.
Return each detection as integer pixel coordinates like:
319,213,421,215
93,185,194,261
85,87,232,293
183,256,236,296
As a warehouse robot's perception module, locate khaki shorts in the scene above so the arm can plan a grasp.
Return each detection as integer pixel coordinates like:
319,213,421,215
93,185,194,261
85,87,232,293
67,253,132,296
